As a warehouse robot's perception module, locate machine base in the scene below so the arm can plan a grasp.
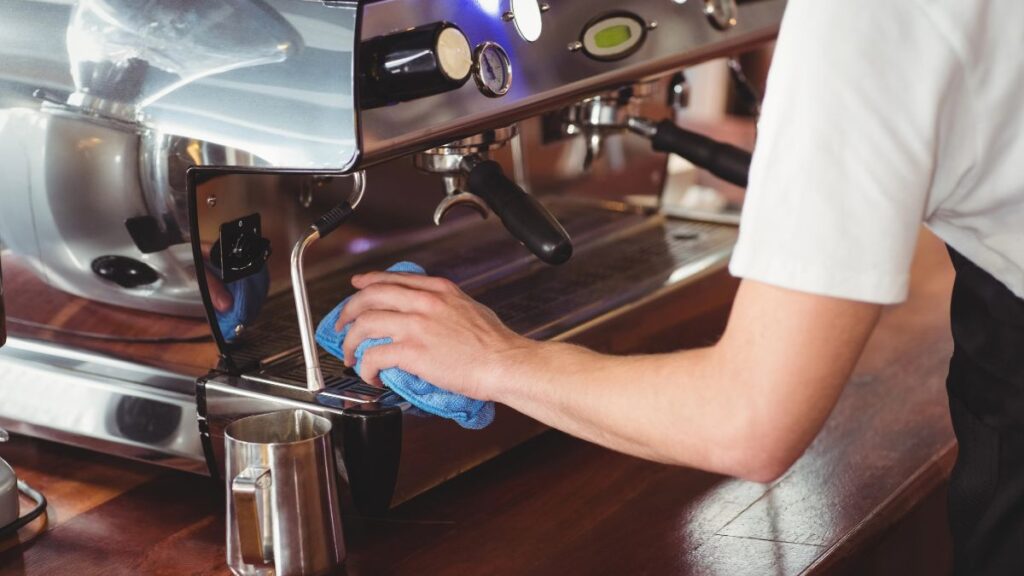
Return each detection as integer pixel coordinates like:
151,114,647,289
0,201,739,510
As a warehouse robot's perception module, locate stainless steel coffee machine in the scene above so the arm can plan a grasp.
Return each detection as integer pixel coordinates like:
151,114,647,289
0,0,785,512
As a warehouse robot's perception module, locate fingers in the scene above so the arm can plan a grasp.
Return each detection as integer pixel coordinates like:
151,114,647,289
204,267,234,313
342,310,420,366
336,283,443,330
352,271,460,294
357,343,414,387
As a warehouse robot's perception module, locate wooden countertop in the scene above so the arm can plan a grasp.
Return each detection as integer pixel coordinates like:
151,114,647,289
0,228,957,575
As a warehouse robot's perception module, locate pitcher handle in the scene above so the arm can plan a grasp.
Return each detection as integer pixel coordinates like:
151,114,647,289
232,466,272,565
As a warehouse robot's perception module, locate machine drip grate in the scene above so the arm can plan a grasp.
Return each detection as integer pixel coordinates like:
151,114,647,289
235,204,734,389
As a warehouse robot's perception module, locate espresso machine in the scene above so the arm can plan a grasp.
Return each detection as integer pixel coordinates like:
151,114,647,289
0,0,785,512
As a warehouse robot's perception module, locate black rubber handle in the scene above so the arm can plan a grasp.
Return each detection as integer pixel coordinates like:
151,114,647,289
467,160,573,265
313,201,354,237
650,120,752,187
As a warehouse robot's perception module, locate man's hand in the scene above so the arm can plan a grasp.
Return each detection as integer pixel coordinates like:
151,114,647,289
335,272,882,483
336,272,536,400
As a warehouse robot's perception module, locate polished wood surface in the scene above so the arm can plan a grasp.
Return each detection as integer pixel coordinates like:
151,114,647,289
0,229,956,575
2,255,218,374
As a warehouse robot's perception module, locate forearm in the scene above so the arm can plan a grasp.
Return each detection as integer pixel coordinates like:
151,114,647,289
493,341,775,479
491,281,880,481
342,273,880,482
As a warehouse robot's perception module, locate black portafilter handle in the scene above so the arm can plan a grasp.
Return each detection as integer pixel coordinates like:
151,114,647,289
464,158,573,265
629,118,752,187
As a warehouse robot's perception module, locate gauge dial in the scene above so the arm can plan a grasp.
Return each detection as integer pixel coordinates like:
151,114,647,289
473,42,512,97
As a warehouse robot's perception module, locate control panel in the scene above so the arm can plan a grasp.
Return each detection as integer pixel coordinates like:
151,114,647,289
357,0,785,165
360,22,516,106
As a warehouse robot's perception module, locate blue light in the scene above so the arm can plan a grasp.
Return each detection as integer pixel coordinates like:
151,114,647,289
476,0,503,18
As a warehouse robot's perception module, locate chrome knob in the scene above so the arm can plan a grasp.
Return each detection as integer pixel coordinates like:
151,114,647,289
704,0,739,30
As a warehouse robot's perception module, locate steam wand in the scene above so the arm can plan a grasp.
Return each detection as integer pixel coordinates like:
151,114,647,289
291,172,365,392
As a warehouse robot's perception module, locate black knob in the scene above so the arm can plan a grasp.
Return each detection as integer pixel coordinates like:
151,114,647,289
92,255,160,288
360,22,473,109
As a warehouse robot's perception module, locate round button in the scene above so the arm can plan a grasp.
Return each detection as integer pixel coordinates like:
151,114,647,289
91,255,159,288
436,26,473,82
473,42,513,97
509,0,543,42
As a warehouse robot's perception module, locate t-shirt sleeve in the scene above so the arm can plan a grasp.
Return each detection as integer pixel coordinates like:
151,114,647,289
729,0,962,304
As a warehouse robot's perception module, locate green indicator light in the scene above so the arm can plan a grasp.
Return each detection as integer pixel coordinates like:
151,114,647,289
594,24,632,49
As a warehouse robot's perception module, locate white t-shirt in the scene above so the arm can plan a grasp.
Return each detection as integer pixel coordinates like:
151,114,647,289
729,0,1024,304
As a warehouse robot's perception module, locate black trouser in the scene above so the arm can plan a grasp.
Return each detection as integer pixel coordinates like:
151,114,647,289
946,249,1024,575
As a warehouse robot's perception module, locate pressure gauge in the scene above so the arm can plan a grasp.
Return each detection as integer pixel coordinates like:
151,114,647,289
473,42,513,97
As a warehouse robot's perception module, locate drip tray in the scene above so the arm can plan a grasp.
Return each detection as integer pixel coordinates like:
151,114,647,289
237,199,736,399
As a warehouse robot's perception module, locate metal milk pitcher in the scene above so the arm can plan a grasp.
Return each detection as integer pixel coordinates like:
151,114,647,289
225,409,345,576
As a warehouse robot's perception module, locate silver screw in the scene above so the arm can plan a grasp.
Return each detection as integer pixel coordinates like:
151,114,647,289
206,195,218,207
567,41,583,52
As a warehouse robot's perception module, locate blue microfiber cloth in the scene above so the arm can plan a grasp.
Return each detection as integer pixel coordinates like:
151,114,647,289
315,262,495,430
215,265,271,343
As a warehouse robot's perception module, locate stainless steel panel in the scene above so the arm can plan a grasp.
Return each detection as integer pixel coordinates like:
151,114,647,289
0,0,359,315
358,0,786,163
0,0,360,170
0,338,206,472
